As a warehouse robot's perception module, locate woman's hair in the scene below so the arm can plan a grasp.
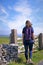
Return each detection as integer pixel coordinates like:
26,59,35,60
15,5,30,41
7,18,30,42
26,20,32,27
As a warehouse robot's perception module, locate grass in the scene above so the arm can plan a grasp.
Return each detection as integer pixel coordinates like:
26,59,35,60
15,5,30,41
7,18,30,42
8,50,43,65
0,37,43,65
0,37,22,44
0,37,10,44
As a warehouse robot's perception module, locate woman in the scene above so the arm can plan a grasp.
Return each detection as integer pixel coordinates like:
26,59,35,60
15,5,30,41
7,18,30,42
22,20,34,64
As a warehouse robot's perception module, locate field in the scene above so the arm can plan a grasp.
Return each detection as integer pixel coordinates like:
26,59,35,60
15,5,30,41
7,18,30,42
0,37,10,44
0,37,43,65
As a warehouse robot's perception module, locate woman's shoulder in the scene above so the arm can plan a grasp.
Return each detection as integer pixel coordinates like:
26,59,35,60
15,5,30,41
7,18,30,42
23,26,26,30
30,26,33,29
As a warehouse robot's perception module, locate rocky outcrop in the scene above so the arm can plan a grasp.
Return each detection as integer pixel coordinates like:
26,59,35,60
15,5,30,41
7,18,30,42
0,44,18,65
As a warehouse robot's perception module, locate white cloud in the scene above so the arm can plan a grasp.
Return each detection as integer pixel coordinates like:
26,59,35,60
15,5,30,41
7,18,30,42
14,0,32,16
0,17,7,23
34,27,43,35
14,6,32,16
1,8,8,16
0,6,9,18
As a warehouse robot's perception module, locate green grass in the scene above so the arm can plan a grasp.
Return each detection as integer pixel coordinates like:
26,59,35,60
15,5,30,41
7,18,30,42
0,37,10,44
17,39,22,42
0,37,22,44
0,37,43,65
8,50,43,65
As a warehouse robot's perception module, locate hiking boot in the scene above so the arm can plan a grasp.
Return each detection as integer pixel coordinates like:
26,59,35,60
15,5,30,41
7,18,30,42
29,59,34,64
26,60,29,64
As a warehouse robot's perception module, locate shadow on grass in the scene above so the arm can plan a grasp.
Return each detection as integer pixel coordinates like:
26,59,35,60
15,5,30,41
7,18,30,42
17,57,23,63
23,63,34,65
16,57,34,65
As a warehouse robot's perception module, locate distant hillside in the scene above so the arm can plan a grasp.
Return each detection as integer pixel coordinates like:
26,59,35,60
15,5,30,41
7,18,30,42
0,35,9,37
0,34,22,38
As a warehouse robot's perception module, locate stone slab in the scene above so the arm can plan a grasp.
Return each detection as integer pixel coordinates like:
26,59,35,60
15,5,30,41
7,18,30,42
38,61,43,65
10,29,17,44
38,33,43,50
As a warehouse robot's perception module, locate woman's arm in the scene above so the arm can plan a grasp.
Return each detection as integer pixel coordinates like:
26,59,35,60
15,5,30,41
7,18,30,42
22,33,24,45
32,33,35,40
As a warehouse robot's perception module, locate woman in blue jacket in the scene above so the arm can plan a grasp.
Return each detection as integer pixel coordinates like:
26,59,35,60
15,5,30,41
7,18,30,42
22,20,34,64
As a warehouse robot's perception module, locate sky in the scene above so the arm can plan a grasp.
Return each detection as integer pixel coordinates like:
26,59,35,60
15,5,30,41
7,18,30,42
0,0,43,35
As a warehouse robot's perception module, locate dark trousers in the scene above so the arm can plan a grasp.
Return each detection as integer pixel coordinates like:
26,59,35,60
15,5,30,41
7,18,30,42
24,40,33,60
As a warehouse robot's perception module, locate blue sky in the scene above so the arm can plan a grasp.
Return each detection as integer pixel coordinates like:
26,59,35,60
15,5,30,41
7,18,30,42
0,0,43,35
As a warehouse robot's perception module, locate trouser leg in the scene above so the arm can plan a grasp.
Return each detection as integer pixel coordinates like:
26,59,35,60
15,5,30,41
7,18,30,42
24,44,28,60
29,43,33,59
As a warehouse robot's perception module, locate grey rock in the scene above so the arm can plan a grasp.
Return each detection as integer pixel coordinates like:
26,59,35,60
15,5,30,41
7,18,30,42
10,29,17,44
38,61,43,65
38,33,43,50
0,44,18,65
